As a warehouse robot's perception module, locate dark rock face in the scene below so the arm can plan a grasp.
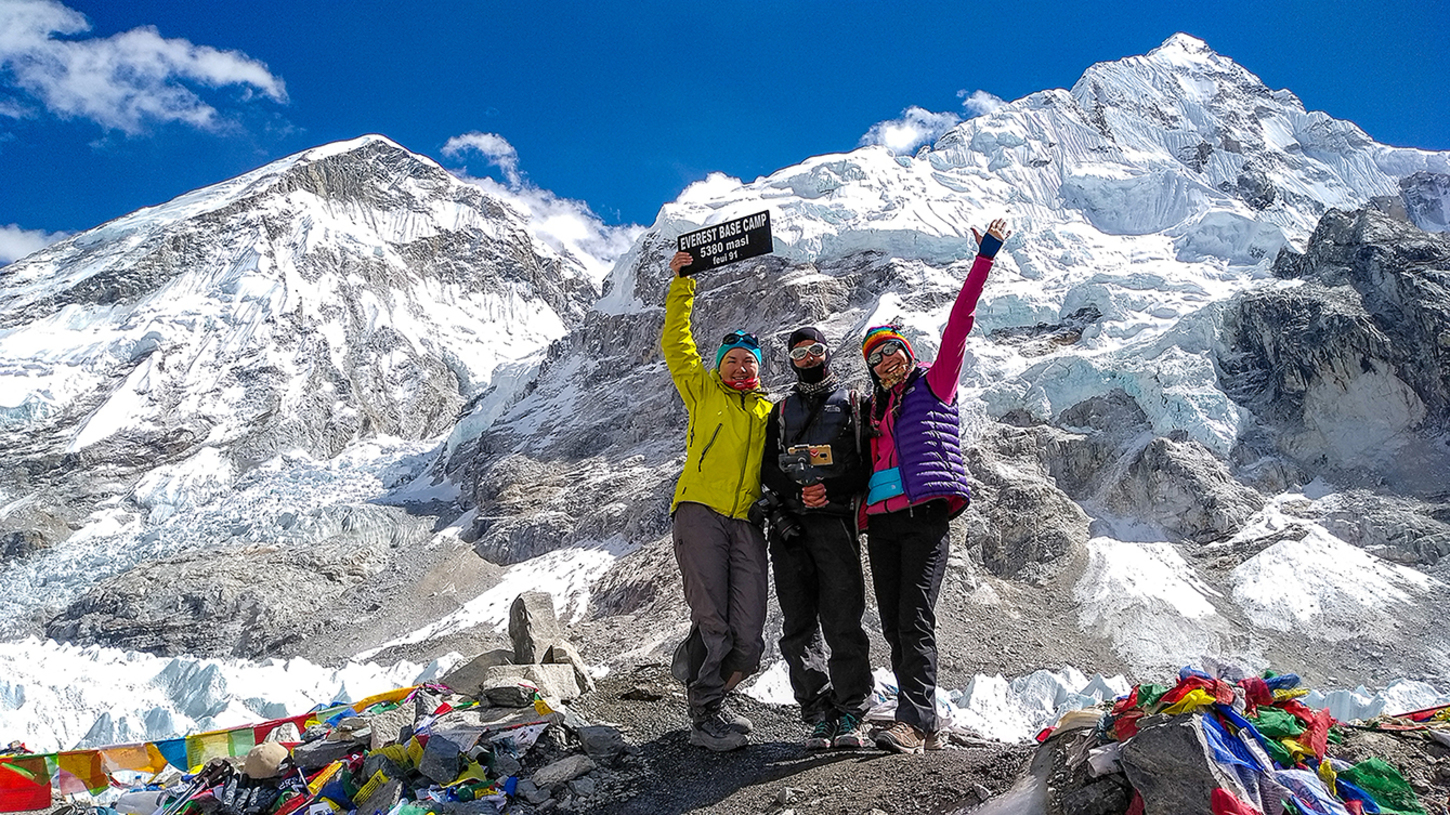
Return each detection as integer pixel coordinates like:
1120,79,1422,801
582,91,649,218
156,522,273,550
966,424,1091,580
1400,171,1450,233
1105,437,1264,544
1219,208,1450,487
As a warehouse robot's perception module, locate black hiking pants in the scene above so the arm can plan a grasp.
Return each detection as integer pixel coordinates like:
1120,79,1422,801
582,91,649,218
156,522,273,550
768,511,873,724
866,500,950,733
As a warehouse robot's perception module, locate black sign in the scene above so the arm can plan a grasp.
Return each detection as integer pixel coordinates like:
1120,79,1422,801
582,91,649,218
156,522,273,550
675,211,773,275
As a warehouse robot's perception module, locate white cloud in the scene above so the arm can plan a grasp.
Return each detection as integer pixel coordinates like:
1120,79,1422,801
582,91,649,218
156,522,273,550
0,222,70,264
442,131,521,187
441,130,643,282
858,106,962,155
677,172,745,206
0,0,286,134
453,172,642,284
959,89,1006,117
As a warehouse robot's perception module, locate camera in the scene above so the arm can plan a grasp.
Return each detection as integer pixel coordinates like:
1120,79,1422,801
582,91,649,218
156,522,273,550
778,449,824,486
750,489,803,542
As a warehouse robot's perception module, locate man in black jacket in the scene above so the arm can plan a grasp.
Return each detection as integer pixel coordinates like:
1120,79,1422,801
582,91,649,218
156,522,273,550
759,327,874,749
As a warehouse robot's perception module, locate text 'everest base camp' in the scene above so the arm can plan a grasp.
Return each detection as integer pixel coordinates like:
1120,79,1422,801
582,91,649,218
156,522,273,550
2,32,1450,815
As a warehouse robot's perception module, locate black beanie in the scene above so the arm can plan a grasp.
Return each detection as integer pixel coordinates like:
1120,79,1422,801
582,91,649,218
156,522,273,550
787,326,831,384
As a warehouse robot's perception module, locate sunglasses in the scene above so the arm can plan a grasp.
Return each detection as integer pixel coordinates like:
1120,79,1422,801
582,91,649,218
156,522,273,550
788,342,827,360
867,340,906,366
721,330,760,349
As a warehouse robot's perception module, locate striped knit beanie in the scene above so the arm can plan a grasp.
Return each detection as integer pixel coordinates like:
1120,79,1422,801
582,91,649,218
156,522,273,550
861,325,914,363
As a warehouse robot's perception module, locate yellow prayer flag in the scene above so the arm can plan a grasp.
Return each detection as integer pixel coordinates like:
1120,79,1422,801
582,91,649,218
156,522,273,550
98,743,169,775
1161,689,1216,715
351,687,417,712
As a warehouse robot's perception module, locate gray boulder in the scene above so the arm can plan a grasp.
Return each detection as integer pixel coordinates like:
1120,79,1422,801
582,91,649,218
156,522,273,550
531,754,597,788
439,648,516,697
544,641,596,694
365,703,417,750
510,592,563,664
292,733,368,771
481,663,582,704
574,725,630,766
1121,715,1257,815
418,729,471,785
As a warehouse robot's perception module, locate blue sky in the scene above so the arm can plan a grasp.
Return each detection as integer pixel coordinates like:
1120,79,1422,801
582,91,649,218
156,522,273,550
1,0,1447,263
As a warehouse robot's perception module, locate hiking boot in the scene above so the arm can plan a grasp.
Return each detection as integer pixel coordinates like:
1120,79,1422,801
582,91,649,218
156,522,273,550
832,712,872,749
689,710,748,752
804,717,838,750
874,721,926,754
925,730,947,751
719,701,753,735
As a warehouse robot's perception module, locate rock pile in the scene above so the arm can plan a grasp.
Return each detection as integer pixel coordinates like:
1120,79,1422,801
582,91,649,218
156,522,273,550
969,665,1450,815
0,593,642,815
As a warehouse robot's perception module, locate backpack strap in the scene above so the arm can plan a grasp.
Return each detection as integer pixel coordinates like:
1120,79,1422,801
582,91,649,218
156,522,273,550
850,389,862,456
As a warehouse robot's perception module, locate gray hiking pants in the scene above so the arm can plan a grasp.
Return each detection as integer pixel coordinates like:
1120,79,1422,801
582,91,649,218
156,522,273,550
672,501,769,716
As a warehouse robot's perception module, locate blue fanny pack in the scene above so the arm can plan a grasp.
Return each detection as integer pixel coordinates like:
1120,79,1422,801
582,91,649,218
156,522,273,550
867,467,905,505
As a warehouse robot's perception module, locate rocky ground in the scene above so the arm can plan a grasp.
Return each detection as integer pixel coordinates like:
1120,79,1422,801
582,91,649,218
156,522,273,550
561,664,1033,815
536,663,1450,815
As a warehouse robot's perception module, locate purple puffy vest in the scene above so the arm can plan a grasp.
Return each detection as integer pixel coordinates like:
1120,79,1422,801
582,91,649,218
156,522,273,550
895,369,972,516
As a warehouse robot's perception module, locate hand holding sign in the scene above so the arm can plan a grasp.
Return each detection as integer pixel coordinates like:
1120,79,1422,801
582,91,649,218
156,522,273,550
675,211,774,275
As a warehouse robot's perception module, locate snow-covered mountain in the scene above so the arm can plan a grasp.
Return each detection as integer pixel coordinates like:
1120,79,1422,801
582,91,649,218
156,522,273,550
419,33,1450,683
0,135,603,646
3,35,1449,752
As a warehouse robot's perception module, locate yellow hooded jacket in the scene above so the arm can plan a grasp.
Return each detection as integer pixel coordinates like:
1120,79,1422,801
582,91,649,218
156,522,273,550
661,275,772,520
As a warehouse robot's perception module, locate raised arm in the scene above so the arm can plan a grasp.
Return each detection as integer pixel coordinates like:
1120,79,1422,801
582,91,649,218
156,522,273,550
925,218,1012,403
662,251,704,406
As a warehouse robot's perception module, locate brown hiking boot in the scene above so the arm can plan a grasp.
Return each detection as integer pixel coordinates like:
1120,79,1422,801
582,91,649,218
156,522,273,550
874,721,925,754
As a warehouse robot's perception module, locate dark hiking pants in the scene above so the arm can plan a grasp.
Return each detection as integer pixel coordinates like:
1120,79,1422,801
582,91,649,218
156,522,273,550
672,501,769,717
769,512,873,724
866,500,950,733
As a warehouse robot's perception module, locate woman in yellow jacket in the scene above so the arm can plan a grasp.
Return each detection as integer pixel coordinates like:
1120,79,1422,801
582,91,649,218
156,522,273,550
664,250,773,752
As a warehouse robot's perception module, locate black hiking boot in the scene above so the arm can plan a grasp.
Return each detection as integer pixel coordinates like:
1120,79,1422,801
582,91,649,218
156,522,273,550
689,709,748,752
718,701,753,735
804,716,838,750
832,712,872,749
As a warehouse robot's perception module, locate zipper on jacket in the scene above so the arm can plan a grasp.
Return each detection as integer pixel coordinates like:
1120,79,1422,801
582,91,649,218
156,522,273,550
697,424,721,471
732,392,754,516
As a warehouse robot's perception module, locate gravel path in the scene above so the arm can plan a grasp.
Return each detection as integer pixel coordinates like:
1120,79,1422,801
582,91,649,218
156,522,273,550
562,664,1033,815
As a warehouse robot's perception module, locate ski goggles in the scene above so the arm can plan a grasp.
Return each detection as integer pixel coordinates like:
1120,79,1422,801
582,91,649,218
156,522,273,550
787,342,827,360
866,339,907,366
721,330,760,350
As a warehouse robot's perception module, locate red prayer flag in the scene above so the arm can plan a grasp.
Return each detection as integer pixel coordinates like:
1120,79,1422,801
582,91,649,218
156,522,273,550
1210,787,1264,815
0,756,52,813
